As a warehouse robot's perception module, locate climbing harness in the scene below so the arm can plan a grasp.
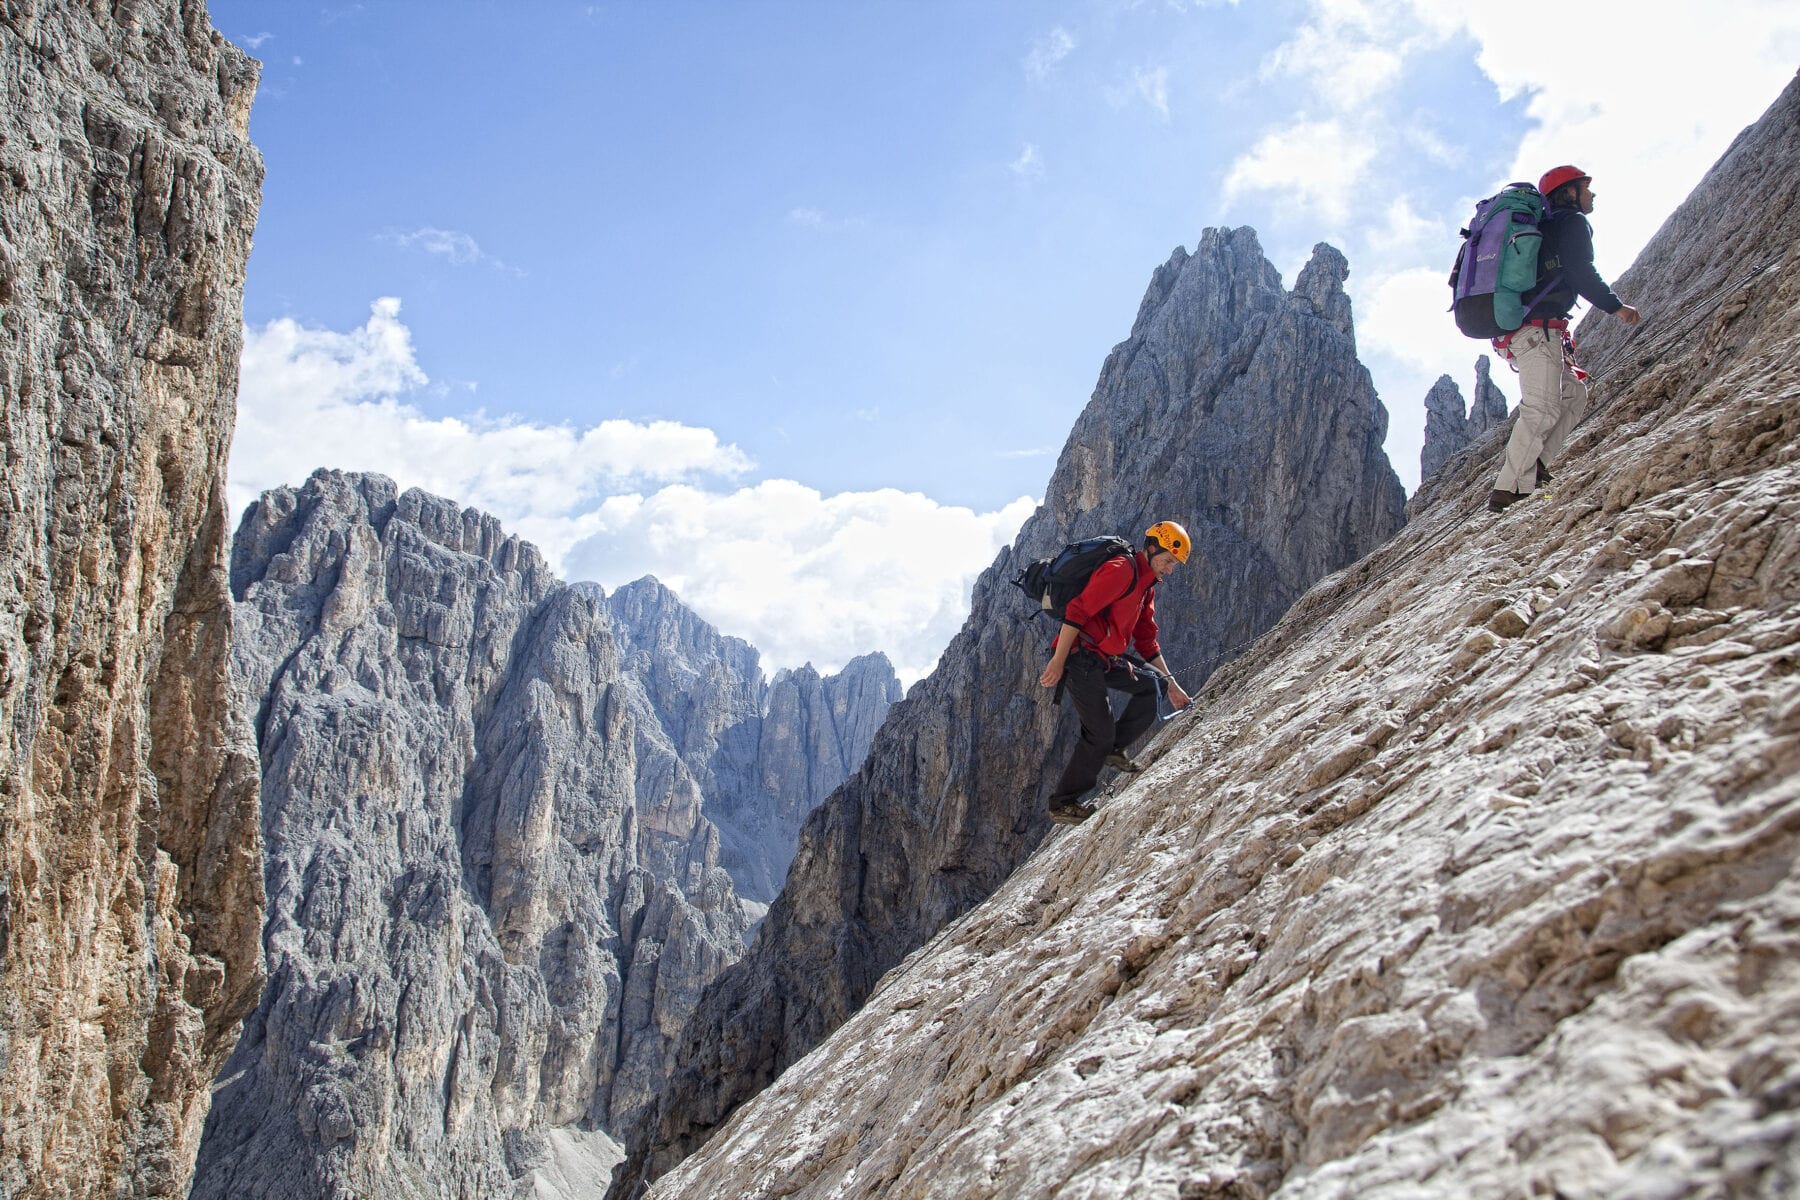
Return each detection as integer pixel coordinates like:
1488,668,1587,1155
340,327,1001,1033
1492,318,1589,382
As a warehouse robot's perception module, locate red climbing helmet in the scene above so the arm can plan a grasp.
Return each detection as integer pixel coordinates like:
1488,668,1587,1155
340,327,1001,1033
1538,165,1590,197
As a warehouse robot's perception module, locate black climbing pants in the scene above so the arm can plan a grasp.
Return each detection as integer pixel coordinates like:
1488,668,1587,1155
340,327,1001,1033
1049,650,1161,807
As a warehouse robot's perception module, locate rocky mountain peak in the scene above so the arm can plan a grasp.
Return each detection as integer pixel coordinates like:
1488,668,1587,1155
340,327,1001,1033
635,73,1800,1200
612,222,1407,1195
194,471,750,1198
1419,355,1517,487
591,579,898,906
195,472,898,1196
1470,353,1509,436
1291,241,1354,337
1421,373,1470,482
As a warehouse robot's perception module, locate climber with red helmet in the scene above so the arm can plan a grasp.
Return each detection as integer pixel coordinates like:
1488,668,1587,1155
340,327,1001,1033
1488,165,1642,513
1038,521,1192,824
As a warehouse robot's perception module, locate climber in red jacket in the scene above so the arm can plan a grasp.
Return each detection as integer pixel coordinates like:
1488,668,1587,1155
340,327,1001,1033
1038,521,1192,824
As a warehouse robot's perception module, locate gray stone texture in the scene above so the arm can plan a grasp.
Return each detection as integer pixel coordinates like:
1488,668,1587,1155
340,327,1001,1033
615,229,1408,1194
0,4,264,1197
192,473,748,1200
191,476,892,1199
1421,374,1470,484
1420,356,1514,487
1468,354,1510,438
596,578,900,905
641,72,1800,1200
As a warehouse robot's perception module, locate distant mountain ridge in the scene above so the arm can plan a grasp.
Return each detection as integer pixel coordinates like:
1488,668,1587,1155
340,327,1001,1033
191,472,892,1199
592,578,901,907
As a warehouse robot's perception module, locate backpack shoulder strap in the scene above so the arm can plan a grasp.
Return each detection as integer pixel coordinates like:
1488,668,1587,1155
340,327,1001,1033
1107,551,1141,607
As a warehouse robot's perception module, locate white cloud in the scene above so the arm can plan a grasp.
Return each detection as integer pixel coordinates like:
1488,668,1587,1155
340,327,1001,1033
786,206,866,231
1222,119,1375,225
1426,0,1800,273
1134,66,1171,119
1259,15,1404,103
1009,143,1045,182
229,298,752,544
1103,64,1172,119
230,299,1037,685
1404,122,1460,168
240,31,273,50
1025,27,1076,81
1364,196,1448,263
995,447,1055,459
381,226,519,274
563,483,1037,685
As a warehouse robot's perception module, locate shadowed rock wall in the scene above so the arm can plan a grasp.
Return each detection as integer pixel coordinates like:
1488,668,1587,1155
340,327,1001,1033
0,4,264,1196
191,473,746,1200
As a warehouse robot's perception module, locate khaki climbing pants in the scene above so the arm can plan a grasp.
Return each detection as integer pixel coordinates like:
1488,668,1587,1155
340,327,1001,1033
1495,324,1587,495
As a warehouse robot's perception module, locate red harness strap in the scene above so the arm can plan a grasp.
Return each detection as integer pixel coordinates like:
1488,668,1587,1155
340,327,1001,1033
1493,318,1589,382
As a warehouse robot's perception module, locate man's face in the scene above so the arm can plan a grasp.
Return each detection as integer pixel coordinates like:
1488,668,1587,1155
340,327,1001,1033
1150,549,1181,581
1577,178,1595,214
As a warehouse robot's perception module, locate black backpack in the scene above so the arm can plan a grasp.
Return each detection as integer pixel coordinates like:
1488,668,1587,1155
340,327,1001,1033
1013,535,1140,622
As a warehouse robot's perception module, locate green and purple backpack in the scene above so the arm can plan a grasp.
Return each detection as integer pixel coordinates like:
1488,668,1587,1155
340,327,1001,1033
1448,183,1563,339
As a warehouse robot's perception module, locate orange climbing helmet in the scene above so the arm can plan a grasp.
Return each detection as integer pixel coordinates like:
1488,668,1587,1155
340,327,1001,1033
1145,520,1191,564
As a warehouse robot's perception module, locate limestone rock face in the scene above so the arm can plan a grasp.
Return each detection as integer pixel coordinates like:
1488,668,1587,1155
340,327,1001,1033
633,76,1800,1200
0,5,264,1197
616,229,1407,1193
1468,354,1510,439
1421,356,1514,486
759,655,902,830
191,473,748,1200
597,578,900,905
1421,374,1471,484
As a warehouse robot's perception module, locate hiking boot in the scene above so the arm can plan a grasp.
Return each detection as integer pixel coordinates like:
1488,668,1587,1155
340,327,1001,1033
1104,751,1143,773
1536,459,1555,486
1048,800,1097,825
1487,488,1527,513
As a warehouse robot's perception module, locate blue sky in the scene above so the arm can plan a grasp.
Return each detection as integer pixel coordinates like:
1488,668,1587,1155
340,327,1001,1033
214,0,1800,682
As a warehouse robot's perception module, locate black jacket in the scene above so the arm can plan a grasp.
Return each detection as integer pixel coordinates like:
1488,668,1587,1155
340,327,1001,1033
1531,208,1623,319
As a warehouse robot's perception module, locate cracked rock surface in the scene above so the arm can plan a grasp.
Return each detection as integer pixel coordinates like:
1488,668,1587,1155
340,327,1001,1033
597,578,898,907
616,227,1407,1195
638,76,1800,1200
0,4,264,1196
192,473,890,1200
192,474,747,1200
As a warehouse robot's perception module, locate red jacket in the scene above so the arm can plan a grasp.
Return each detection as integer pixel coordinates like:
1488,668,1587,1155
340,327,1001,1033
1062,550,1159,660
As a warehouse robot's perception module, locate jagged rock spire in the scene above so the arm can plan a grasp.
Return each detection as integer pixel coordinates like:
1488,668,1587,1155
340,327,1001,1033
1422,374,1471,483
1469,353,1511,437
1421,356,1515,485
612,226,1407,1197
